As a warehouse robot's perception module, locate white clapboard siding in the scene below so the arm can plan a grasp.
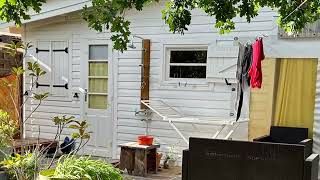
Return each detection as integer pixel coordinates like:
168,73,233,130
313,60,320,179
22,0,278,160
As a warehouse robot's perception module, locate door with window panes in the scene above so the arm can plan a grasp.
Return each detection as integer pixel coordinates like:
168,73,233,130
82,39,113,157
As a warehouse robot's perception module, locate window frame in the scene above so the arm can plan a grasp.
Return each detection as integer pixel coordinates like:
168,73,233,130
165,46,208,81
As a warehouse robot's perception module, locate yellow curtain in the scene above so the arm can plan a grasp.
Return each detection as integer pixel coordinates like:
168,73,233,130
88,62,108,109
273,58,317,138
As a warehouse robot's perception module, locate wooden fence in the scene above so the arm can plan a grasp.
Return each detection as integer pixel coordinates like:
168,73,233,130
0,74,21,124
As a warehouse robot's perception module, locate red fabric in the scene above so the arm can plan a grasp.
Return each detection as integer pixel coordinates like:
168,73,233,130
249,39,265,88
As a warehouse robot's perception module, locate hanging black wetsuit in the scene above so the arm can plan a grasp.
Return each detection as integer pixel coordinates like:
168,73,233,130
236,43,252,121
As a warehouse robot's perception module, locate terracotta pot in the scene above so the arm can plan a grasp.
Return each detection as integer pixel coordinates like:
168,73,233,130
156,153,162,169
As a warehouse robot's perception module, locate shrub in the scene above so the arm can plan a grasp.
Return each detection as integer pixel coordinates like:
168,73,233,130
0,110,18,149
54,156,122,180
1,153,38,180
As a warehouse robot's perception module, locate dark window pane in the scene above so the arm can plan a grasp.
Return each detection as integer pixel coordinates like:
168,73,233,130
170,50,207,63
170,66,206,79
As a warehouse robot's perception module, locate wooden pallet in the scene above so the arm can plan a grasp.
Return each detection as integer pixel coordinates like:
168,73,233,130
13,138,58,154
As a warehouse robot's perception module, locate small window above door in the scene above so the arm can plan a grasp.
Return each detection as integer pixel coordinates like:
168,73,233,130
88,44,109,110
89,45,108,60
166,48,208,80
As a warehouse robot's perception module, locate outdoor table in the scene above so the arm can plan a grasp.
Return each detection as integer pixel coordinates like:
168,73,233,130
119,142,160,177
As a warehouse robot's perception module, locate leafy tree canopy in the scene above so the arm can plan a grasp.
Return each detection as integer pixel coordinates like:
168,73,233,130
83,0,320,52
1,0,319,52
0,0,45,25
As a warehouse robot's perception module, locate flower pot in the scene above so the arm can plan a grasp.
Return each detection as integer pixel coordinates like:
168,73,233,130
38,169,56,180
38,169,69,180
168,159,176,167
156,153,162,169
38,169,86,180
137,135,153,146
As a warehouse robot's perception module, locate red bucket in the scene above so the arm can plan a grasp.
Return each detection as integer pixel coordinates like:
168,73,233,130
138,135,154,146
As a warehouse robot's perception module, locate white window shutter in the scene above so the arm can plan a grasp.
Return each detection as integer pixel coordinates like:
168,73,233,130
51,41,69,97
207,39,239,81
36,41,51,94
35,40,69,97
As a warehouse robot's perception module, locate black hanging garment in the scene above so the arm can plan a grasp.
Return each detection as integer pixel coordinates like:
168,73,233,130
236,43,253,121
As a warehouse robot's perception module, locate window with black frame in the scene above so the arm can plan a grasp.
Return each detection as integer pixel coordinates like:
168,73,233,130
168,49,207,79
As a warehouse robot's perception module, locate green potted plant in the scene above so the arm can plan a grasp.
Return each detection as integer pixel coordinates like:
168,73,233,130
39,156,122,180
38,169,74,180
0,110,18,180
163,145,178,169
1,152,38,180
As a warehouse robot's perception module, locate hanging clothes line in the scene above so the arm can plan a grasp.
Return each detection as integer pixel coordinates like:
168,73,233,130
234,34,269,45
235,36,265,120
218,35,269,74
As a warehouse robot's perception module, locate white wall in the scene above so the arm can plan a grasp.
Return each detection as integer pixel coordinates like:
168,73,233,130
23,1,320,162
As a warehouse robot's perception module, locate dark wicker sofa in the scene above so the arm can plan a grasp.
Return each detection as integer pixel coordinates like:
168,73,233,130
253,126,313,158
182,132,319,180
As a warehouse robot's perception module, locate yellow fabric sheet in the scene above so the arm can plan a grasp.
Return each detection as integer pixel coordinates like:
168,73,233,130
273,58,317,138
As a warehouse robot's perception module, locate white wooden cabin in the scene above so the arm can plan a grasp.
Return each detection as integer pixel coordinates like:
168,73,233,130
1,0,320,168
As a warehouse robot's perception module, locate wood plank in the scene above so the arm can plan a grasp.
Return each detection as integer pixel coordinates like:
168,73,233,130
133,149,147,177
119,147,135,175
141,39,151,109
119,142,160,150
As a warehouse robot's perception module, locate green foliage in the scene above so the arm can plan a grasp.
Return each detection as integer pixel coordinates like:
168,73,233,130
11,66,25,76
69,120,91,140
0,110,18,149
1,0,319,52
0,0,46,26
4,41,23,57
1,152,38,180
53,115,90,141
54,156,122,180
83,0,320,51
53,115,76,126
33,92,49,101
163,0,320,35
0,0,319,51
27,61,46,78
82,0,159,52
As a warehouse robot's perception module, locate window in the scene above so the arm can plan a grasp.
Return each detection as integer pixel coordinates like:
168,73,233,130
167,49,207,79
88,45,109,109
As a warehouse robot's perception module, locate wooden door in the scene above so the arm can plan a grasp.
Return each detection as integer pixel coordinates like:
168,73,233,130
81,39,113,157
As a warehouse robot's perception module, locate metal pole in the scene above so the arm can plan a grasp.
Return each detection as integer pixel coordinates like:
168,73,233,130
167,118,189,145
